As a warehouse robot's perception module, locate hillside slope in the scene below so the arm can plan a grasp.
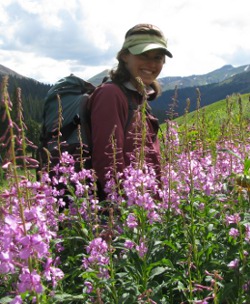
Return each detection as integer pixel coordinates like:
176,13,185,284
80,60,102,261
151,70,250,123
1,63,250,124
159,64,250,91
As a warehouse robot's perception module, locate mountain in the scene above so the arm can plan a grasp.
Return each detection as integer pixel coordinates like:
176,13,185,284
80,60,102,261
151,69,250,122
159,64,250,91
0,64,28,79
1,63,250,124
87,69,110,86
0,64,51,98
0,65,51,123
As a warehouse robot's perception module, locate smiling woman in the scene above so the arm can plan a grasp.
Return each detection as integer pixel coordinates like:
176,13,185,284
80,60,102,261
88,23,173,200
121,49,165,87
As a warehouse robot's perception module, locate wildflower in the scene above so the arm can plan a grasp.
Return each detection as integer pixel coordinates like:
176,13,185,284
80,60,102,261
83,237,110,279
0,251,15,274
147,210,160,224
126,213,138,228
60,151,75,166
124,240,135,250
44,257,64,288
84,281,93,293
244,223,250,242
229,228,239,239
243,280,250,291
136,238,148,258
10,295,22,304
17,268,43,294
19,234,48,259
24,206,45,222
194,299,211,304
227,258,239,269
225,213,241,225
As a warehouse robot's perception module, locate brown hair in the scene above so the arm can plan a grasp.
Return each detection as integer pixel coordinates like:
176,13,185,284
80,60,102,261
125,24,165,39
110,24,164,98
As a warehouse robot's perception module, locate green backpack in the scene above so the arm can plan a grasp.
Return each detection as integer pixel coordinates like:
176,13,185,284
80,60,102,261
41,75,95,149
37,74,138,173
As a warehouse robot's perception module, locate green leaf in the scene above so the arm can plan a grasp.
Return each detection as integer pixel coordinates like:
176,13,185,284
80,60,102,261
149,266,168,280
0,296,13,304
244,157,250,174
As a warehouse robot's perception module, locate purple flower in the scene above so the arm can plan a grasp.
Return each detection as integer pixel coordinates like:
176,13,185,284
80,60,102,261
225,213,241,225
10,295,22,304
84,281,93,293
147,210,160,224
0,251,15,274
136,239,148,258
17,268,43,294
243,280,250,291
229,228,239,239
124,240,135,250
126,214,138,228
227,258,239,269
19,234,48,259
44,257,64,288
244,223,250,242
83,238,110,278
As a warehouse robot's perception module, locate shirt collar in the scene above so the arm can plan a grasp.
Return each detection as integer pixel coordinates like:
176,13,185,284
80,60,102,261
123,81,155,96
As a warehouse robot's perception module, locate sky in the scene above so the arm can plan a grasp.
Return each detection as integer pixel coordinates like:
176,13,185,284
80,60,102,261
0,0,249,84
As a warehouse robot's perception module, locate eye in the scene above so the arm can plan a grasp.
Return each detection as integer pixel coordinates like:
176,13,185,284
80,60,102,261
154,55,164,62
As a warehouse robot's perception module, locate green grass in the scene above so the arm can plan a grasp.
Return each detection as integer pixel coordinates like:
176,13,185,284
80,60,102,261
159,93,250,146
174,93,250,126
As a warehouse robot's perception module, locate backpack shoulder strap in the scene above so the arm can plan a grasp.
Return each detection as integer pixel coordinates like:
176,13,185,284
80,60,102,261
113,83,145,133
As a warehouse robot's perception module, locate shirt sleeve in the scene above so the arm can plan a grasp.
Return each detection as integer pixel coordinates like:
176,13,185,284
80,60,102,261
89,83,128,189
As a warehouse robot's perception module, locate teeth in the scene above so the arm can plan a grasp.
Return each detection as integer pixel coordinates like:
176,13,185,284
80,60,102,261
141,70,152,75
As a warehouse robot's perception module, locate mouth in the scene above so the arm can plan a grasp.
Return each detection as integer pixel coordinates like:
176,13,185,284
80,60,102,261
140,69,154,75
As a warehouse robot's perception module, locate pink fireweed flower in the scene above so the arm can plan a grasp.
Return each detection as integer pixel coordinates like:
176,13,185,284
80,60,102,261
244,223,250,242
194,299,211,304
126,213,138,228
10,295,22,304
0,251,15,274
122,165,159,207
229,228,239,239
225,213,241,225
17,268,43,294
165,120,180,148
136,238,148,258
227,258,239,269
124,240,135,250
83,237,110,279
60,151,75,166
19,234,48,259
44,257,64,288
243,280,250,292
24,206,45,222
147,210,161,224
84,281,93,294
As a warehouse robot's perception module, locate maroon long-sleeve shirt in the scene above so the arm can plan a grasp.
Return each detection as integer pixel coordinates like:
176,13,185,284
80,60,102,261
89,81,161,191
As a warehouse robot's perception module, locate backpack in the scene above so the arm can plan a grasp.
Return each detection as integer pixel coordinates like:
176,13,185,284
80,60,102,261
37,74,137,175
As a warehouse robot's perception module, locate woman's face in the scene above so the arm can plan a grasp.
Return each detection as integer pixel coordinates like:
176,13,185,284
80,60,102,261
122,49,165,86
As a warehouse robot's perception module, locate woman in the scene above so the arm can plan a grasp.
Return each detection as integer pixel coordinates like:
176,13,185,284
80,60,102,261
89,23,173,200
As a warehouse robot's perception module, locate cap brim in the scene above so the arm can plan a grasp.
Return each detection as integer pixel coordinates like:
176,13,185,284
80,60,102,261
128,43,173,58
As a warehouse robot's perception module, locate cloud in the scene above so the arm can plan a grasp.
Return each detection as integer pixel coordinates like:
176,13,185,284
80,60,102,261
0,0,249,84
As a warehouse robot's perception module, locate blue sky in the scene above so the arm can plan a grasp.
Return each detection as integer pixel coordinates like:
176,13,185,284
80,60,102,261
0,0,249,84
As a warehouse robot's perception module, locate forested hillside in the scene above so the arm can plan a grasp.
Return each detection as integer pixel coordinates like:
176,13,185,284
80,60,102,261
0,74,51,123
151,70,250,122
0,75,51,159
